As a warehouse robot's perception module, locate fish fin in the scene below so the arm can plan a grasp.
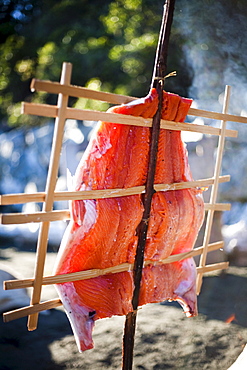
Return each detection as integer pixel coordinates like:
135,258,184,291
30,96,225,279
162,92,181,120
55,282,95,352
175,97,193,122
173,258,198,317
110,88,158,118
71,200,86,226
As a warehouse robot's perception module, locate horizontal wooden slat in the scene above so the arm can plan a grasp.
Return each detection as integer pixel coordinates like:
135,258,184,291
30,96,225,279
21,102,58,117
22,102,238,138
3,242,228,322
0,203,230,225
31,79,135,105
188,107,247,125
30,79,247,125
4,241,224,291
0,175,230,206
3,299,62,323
204,203,231,211
0,210,70,224
196,261,229,274
67,107,238,138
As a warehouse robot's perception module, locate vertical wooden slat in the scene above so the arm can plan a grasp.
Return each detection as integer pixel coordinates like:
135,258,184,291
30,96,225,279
27,62,72,330
196,85,231,294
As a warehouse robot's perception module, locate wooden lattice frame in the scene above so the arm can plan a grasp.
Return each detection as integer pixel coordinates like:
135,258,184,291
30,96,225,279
1,62,246,328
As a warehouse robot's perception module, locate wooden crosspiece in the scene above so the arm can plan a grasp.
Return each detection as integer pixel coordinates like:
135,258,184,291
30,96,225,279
1,61,247,327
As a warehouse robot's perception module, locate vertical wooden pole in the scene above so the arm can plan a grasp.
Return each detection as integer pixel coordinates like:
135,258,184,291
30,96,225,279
28,62,72,330
122,1,175,368
196,85,231,294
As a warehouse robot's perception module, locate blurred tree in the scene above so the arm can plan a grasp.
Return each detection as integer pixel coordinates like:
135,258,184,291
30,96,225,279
0,0,191,127
1,0,246,127
172,0,247,107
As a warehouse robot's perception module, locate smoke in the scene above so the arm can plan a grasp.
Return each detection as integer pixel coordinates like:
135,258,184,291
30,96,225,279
174,1,247,228
174,0,247,114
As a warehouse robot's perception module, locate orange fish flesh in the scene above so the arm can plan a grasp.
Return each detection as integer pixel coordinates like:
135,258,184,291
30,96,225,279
53,88,204,351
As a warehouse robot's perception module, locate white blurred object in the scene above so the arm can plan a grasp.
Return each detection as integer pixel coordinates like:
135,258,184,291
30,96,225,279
222,220,247,266
181,117,204,143
228,345,247,370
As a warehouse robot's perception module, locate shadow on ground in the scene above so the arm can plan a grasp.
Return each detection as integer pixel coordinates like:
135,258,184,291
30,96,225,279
1,267,247,369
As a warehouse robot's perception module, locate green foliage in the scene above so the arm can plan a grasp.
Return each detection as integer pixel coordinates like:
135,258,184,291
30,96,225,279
0,0,191,127
6,0,246,127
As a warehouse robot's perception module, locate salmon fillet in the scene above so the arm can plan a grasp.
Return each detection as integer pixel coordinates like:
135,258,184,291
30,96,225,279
53,88,204,352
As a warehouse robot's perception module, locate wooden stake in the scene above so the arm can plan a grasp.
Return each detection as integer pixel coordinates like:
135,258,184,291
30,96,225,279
27,62,72,330
122,1,175,369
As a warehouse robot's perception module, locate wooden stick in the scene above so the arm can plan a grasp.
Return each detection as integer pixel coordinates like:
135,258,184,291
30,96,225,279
0,202,230,225
28,79,247,125
3,242,227,324
1,210,70,224
196,85,231,294
30,78,136,105
22,102,238,138
188,107,247,125
27,63,72,331
0,175,230,206
123,2,175,368
4,240,224,291
204,203,231,211
3,299,62,323
196,261,229,274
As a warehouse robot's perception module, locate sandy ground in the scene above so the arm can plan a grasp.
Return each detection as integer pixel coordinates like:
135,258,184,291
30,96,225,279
1,247,247,370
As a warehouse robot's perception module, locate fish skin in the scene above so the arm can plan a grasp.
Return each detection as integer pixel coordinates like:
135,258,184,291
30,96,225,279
53,88,204,351
56,282,95,352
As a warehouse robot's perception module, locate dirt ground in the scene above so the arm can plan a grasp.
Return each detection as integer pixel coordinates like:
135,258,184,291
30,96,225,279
1,248,247,370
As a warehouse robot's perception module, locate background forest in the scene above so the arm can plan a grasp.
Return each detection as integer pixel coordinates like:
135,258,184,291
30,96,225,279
1,0,247,127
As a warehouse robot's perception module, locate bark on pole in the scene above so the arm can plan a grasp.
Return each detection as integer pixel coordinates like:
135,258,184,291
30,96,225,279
122,1,176,369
